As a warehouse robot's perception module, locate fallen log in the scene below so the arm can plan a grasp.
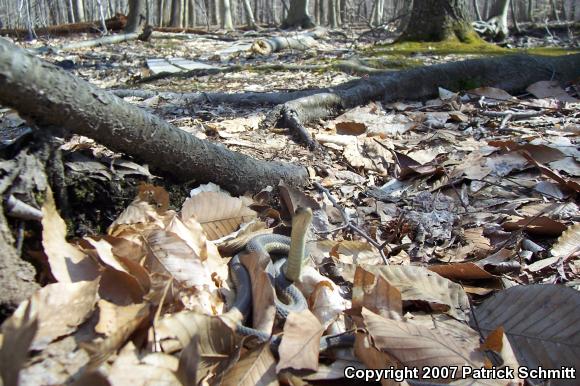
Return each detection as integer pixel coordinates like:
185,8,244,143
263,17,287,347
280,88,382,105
34,31,147,54
267,53,580,148
0,14,127,38
0,37,308,195
251,28,327,56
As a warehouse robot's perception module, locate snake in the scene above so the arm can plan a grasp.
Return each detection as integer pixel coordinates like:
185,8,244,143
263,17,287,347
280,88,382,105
228,208,354,352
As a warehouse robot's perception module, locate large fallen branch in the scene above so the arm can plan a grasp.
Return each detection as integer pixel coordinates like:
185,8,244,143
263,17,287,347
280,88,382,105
251,28,327,56
0,14,127,38
0,38,308,195
267,53,580,148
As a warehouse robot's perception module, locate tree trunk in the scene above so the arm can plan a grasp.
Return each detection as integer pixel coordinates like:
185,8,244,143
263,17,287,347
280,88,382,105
170,0,183,27
242,0,258,28
527,0,534,21
72,0,84,22
371,0,384,26
328,0,338,27
282,0,316,28
221,0,234,30
126,0,146,32
0,38,308,195
485,0,510,40
473,0,482,21
398,0,479,42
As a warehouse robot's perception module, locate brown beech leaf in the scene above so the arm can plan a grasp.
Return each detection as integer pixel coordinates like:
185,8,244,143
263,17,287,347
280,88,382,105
181,191,256,240
222,343,278,386
0,302,38,386
370,265,470,320
157,311,241,385
107,343,181,386
354,332,399,386
472,284,580,384
429,262,497,281
502,216,567,237
95,300,148,337
362,308,485,380
12,280,100,350
551,222,580,258
277,309,325,373
42,187,99,283
239,252,276,335
352,266,402,319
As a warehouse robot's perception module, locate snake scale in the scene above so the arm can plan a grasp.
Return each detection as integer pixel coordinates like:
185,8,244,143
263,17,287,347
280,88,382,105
228,208,354,352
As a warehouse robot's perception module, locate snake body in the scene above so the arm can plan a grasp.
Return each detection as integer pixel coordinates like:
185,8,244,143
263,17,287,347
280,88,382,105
229,208,354,352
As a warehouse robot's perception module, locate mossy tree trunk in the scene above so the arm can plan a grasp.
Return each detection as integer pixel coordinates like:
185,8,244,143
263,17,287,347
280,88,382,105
398,0,479,42
282,0,316,28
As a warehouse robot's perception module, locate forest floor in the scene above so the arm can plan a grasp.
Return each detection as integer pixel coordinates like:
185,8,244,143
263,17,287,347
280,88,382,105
0,25,579,385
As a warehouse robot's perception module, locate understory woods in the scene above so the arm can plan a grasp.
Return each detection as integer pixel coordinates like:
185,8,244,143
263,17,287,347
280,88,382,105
0,0,579,385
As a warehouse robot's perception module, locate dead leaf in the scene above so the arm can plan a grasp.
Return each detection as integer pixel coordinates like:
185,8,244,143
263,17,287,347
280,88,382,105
13,280,100,350
502,216,567,237
222,343,278,386
371,265,470,320
526,80,579,103
472,285,580,383
362,308,484,379
551,222,580,258
239,252,276,335
277,309,324,372
42,187,99,282
352,266,402,319
0,302,38,386
181,191,256,240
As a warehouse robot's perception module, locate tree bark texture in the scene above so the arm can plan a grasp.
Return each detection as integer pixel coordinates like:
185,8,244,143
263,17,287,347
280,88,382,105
282,0,316,28
399,0,477,42
269,54,580,146
126,0,147,32
0,38,308,195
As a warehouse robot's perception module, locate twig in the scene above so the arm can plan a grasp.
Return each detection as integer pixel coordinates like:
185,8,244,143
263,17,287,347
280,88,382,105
313,181,389,265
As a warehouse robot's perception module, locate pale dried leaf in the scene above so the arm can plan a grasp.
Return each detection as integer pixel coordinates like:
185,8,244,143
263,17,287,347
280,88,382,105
222,343,278,386
277,309,324,372
157,311,240,384
551,223,580,258
370,265,470,320
363,308,484,379
95,301,148,337
526,80,579,103
42,188,99,282
352,266,403,320
107,343,181,386
18,280,99,350
181,191,256,240
0,302,38,386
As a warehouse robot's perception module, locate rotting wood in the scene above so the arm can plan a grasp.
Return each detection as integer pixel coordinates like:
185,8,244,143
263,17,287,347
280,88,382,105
0,37,309,195
251,28,327,55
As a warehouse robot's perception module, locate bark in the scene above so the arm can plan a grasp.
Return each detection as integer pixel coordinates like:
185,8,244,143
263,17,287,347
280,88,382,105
72,0,85,22
268,54,580,147
126,0,146,33
473,0,482,21
399,0,478,42
282,0,316,28
0,14,127,37
35,32,141,53
220,0,234,30
251,28,327,55
371,0,384,27
242,0,258,29
170,0,183,27
0,38,308,195
328,0,338,28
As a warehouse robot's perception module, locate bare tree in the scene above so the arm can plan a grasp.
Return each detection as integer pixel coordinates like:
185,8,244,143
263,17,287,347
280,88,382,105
282,0,316,28
221,0,234,30
399,0,478,42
